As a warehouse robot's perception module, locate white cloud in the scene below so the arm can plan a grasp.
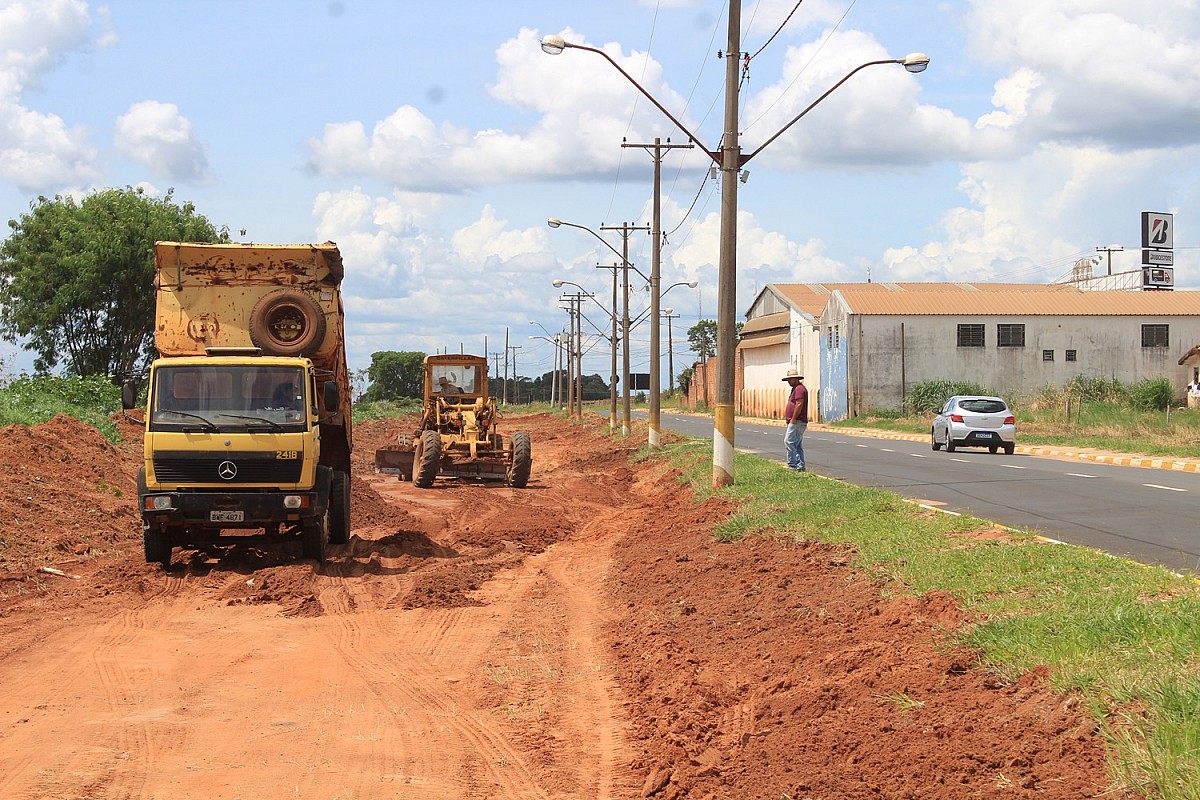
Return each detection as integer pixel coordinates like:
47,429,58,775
113,100,211,184
966,0,1200,149
0,0,102,191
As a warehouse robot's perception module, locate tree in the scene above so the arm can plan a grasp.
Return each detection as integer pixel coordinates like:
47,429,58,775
364,351,425,400
686,318,743,361
677,366,693,394
687,320,718,360
0,187,228,379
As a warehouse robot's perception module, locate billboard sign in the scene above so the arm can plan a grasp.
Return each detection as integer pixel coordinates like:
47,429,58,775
1143,267,1174,289
1141,211,1173,249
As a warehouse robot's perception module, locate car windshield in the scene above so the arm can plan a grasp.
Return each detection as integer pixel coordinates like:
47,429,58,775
958,399,1007,414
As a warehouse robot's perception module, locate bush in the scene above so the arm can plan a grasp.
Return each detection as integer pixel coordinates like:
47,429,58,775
1064,375,1126,403
905,380,991,416
0,374,123,441
1128,377,1175,411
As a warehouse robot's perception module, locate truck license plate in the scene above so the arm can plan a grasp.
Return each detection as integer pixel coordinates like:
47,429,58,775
211,510,244,523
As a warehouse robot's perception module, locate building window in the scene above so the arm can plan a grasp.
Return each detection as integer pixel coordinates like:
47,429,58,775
1065,350,1077,362
997,324,1025,347
1142,324,1169,348
834,325,840,349
1043,350,1054,361
957,324,984,347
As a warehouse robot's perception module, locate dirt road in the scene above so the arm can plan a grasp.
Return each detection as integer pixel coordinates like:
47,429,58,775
0,412,1134,799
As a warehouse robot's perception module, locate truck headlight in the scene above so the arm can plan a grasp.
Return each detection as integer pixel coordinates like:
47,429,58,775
146,496,174,511
283,495,304,509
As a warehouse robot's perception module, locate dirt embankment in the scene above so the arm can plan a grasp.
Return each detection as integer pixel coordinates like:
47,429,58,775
0,412,1135,799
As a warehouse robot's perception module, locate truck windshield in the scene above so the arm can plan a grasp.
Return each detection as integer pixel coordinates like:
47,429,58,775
150,364,308,432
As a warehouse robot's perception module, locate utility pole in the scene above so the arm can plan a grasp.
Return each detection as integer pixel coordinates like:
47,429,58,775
490,351,503,397
713,0,742,487
601,222,650,435
594,261,621,432
623,137,693,447
1096,245,1124,276
502,328,510,404
663,310,679,394
508,345,522,404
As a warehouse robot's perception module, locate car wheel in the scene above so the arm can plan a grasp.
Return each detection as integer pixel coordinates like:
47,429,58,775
989,445,999,454
946,437,956,453
931,428,942,451
1003,442,1015,455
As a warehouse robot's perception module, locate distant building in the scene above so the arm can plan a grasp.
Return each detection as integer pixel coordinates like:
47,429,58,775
698,283,1200,421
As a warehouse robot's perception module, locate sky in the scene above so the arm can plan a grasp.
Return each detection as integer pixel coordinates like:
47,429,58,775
1,0,1198,386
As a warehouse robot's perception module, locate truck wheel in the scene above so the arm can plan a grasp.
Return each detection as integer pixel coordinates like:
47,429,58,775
509,431,532,488
301,510,330,563
329,470,350,544
414,430,441,488
248,288,327,356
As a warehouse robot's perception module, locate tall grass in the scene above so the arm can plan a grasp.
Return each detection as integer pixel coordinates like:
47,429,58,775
0,374,124,442
847,378,1200,459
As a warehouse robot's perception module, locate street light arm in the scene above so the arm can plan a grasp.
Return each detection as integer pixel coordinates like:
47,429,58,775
744,58,913,164
540,36,720,165
550,219,627,263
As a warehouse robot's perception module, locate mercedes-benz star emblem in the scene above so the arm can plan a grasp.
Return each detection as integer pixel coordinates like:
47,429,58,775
218,460,238,480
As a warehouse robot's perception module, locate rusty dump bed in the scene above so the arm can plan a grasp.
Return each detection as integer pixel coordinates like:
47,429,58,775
153,241,344,362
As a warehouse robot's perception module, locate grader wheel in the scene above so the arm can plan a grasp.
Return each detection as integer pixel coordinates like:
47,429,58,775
413,430,442,488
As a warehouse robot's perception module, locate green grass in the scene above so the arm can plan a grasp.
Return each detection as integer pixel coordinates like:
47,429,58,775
650,436,1200,800
0,374,125,442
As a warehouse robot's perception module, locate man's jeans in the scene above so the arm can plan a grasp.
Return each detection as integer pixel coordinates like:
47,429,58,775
785,421,807,470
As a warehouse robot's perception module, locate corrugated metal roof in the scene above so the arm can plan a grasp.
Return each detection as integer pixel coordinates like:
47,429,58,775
766,282,1072,319
836,287,1200,316
741,311,790,334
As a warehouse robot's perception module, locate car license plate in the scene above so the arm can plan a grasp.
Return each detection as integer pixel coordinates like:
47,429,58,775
976,432,993,438
211,510,244,523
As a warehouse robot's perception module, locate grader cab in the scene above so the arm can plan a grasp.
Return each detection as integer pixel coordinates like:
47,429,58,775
374,354,531,488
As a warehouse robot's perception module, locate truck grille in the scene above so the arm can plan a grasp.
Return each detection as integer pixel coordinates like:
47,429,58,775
153,451,303,485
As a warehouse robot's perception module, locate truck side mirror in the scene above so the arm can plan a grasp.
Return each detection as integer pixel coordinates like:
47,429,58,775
121,381,139,410
324,380,340,413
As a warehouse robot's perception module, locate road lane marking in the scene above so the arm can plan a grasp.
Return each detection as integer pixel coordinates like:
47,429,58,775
1144,484,1187,492
950,458,971,463
879,448,895,452
999,464,1026,470
1066,473,1097,478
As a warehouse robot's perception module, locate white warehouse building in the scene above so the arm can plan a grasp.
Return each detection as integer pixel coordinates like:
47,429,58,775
732,283,1200,423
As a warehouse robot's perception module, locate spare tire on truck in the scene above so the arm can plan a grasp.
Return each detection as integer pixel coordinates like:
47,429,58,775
248,288,326,356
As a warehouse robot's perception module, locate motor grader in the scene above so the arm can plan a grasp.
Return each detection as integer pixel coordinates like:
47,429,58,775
374,354,531,488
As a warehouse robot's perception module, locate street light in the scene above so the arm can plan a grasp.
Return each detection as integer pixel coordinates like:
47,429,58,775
527,329,563,406
548,219,647,436
542,16,926,487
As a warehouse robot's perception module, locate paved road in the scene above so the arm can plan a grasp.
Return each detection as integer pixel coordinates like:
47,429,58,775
654,412,1200,575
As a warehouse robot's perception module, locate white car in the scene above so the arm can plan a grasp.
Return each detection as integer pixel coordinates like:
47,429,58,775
931,395,1016,454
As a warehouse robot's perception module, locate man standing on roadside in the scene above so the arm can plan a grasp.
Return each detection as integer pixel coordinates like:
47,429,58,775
783,368,808,472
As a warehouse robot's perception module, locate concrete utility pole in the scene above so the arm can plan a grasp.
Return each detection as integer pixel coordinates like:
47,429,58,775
490,351,503,397
540,8,926,485
503,328,510,404
663,309,680,393
623,137,693,448
507,345,522,404
600,222,650,435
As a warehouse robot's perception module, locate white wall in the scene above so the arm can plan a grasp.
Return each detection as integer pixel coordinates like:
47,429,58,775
840,314,1200,410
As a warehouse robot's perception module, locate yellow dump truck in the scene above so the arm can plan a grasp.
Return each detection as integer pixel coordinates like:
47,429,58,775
122,242,352,565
